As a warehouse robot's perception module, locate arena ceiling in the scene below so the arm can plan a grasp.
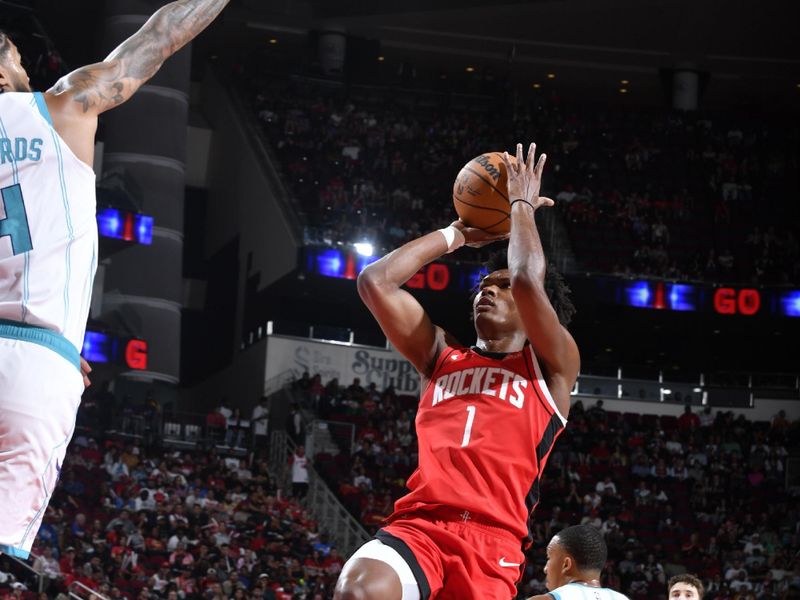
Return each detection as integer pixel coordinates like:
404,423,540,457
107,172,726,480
16,0,800,107
237,0,799,107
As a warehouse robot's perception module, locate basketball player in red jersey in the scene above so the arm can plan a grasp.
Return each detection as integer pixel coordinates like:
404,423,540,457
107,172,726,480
334,142,580,600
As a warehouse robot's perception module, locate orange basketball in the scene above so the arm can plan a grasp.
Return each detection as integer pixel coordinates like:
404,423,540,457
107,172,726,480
452,152,516,234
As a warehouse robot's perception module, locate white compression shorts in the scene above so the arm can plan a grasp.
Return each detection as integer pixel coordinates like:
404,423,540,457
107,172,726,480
342,539,421,600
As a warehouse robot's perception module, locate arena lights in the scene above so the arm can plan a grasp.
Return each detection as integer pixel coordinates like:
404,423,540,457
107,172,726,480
620,79,630,85
780,291,800,317
97,207,153,245
82,331,148,370
465,66,475,73
310,248,379,280
622,281,698,311
547,73,556,79
619,88,628,94
378,56,385,62
532,83,541,89
269,38,278,44
353,242,374,257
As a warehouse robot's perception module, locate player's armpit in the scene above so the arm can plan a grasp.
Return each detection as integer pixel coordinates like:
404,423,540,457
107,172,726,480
47,0,229,116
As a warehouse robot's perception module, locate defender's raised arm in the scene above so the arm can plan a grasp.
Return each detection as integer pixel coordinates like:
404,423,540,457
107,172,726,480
48,0,229,116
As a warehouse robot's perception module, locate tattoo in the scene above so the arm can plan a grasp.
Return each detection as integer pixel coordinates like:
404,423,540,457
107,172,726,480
56,0,229,114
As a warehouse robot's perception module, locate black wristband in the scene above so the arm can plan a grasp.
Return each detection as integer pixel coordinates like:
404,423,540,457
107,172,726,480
511,199,535,210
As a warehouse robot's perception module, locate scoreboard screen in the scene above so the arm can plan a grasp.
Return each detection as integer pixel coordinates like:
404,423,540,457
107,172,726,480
303,247,800,318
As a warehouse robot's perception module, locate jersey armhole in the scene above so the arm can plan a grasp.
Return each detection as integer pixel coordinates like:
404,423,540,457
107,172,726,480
430,331,464,376
526,345,568,426
33,93,54,127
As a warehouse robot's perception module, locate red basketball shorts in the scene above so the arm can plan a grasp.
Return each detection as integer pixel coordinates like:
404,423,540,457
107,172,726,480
377,510,525,600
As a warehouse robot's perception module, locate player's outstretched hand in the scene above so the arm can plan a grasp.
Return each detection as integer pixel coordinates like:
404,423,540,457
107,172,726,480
80,357,92,389
502,142,554,211
451,220,510,248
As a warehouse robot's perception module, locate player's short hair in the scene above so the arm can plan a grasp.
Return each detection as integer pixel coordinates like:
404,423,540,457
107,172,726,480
553,524,607,572
482,246,576,326
668,574,704,599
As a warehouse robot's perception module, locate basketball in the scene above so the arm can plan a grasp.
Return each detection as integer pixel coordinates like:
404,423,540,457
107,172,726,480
452,152,516,234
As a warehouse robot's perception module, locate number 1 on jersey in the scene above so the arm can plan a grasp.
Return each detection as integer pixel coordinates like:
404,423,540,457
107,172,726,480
461,405,476,447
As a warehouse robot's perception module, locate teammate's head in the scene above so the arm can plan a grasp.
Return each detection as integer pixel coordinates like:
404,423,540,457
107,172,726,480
473,247,575,340
544,524,607,590
668,574,704,599
0,30,32,93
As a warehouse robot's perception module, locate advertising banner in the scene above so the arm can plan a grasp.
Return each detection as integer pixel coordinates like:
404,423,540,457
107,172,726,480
265,335,420,396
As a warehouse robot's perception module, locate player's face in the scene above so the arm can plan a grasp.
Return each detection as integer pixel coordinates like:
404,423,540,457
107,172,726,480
473,269,523,334
669,583,700,599
0,42,32,92
543,539,569,590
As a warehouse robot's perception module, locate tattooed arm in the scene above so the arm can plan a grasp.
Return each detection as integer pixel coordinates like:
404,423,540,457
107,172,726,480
47,0,229,115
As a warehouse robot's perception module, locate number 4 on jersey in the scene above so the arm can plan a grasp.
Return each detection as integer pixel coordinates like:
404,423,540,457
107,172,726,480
0,184,33,255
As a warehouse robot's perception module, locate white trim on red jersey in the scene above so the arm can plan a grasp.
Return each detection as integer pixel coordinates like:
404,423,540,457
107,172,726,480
527,345,568,426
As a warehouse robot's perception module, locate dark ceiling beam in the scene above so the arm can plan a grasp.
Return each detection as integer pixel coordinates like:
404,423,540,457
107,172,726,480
309,0,546,19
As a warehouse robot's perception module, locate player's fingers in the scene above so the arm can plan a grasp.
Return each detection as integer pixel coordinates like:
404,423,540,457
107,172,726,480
527,143,536,174
540,196,555,207
515,143,523,169
502,152,515,177
536,153,547,177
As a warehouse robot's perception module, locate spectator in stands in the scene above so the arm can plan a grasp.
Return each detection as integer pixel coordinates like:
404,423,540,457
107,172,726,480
668,573,704,599
32,546,62,588
291,445,310,500
286,403,303,445
252,397,270,444
678,405,700,431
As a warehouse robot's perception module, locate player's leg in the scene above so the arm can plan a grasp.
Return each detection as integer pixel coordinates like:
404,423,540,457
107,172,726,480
334,539,419,600
0,337,82,557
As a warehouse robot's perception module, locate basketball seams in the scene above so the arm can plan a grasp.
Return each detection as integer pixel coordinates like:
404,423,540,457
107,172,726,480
463,166,510,203
452,197,510,233
453,152,514,234
453,195,509,217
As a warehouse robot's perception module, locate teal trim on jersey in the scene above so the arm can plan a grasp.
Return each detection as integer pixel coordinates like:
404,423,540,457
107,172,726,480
0,543,29,559
33,92,53,127
549,591,562,600
49,129,74,333
0,319,80,371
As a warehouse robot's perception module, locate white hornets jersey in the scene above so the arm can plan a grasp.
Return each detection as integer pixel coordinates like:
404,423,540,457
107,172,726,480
0,92,97,351
549,583,630,600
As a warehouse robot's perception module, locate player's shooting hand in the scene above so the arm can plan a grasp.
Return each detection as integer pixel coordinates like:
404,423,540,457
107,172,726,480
451,220,510,248
502,142,554,211
80,357,92,389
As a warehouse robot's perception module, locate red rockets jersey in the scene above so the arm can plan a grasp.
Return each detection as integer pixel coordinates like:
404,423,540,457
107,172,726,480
388,344,568,543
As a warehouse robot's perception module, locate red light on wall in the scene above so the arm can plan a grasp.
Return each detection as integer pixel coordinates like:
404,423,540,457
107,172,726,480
427,264,450,291
653,282,666,309
125,340,148,370
714,288,761,316
406,264,451,291
738,289,761,315
122,212,135,242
